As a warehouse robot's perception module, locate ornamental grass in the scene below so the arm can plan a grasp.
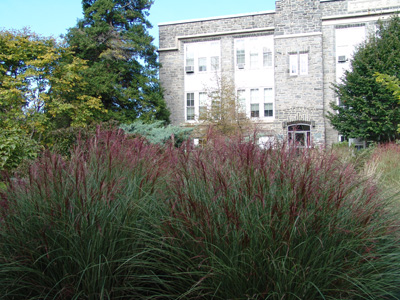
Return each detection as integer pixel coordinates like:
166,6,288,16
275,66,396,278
1,129,400,299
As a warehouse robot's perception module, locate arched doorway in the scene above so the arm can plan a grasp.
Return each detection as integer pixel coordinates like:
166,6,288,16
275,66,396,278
288,124,311,148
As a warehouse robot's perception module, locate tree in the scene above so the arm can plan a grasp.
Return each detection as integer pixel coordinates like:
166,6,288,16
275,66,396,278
195,74,253,137
327,16,400,142
0,28,105,134
65,0,170,123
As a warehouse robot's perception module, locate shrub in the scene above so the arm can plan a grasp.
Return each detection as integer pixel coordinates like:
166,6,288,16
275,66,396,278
120,120,193,147
0,128,40,171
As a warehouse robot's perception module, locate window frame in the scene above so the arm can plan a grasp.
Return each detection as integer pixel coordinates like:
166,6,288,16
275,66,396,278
186,92,195,121
263,87,274,118
250,89,260,118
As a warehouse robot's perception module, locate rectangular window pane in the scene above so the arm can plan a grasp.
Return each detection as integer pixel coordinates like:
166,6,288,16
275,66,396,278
251,104,259,118
264,103,273,117
212,99,221,120
186,93,195,121
186,46,194,67
187,107,195,120
300,53,308,75
264,88,273,117
263,47,272,67
199,92,207,119
264,88,273,101
250,89,259,103
237,49,245,65
250,51,258,68
198,57,207,72
186,93,194,107
237,89,246,113
289,54,298,76
211,56,219,71
236,40,245,66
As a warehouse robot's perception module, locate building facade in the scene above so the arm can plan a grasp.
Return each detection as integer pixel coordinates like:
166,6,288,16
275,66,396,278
158,0,399,147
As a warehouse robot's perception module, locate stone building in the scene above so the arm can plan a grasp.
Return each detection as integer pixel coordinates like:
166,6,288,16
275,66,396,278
158,0,400,147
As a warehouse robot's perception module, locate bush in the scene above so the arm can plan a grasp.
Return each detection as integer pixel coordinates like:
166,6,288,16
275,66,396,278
1,130,400,299
120,120,193,147
0,128,40,171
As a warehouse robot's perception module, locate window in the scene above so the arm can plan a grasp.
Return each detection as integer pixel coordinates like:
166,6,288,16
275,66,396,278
288,124,311,148
264,88,273,117
250,48,259,69
250,89,259,118
289,54,298,76
186,49,194,67
211,56,220,71
199,92,208,119
236,40,245,67
263,47,272,67
299,53,308,75
211,98,221,120
264,103,273,117
237,89,246,118
186,93,195,121
237,89,246,112
290,53,308,76
198,57,207,72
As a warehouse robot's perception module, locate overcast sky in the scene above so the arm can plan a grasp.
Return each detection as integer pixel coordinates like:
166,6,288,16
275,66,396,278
0,0,276,47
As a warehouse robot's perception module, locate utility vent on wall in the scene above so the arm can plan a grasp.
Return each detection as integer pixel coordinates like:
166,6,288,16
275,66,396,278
338,55,348,63
185,66,194,73
237,63,245,69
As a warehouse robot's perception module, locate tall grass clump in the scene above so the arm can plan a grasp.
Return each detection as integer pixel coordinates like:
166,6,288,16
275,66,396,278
364,142,400,193
1,129,400,299
0,128,199,299
162,136,400,299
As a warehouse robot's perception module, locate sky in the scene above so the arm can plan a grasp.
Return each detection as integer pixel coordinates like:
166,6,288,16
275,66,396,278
0,0,276,47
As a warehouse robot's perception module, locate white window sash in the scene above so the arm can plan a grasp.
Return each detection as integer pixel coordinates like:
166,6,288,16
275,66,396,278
289,54,298,76
299,53,308,75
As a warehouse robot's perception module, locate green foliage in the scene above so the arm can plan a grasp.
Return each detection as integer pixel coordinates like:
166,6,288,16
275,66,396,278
0,28,106,135
328,16,400,142
0,128,39,171
120,120,192,145
44,121,119,157
66,0,170,123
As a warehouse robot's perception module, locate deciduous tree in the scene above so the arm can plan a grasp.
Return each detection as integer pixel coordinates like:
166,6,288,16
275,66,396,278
0,29,105,134
195,75,253,137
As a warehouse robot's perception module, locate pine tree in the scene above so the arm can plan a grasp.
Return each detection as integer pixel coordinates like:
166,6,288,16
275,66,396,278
327,16,400,142
66,0,169,123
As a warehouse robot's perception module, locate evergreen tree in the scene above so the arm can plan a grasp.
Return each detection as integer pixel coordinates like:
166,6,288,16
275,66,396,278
327,16,400,142
66,0,169,123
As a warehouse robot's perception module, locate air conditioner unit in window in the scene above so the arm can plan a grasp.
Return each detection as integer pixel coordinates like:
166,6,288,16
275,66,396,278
338,55,348,63
185,66,194,73
237,63,245,69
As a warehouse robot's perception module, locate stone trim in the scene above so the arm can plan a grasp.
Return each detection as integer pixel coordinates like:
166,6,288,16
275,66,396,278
322,9,399,22
158,10,275,26
274,32,323,40
335,23,366,29
158,27,275,52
